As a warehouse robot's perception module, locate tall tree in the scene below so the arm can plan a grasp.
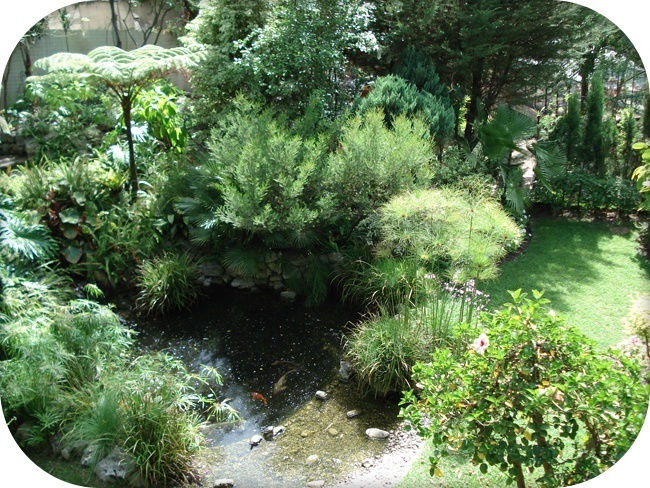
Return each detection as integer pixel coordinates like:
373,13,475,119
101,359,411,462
231,0,377,115
29,45,201,200
180,0,269,122
582,71,605,176
383,0,584,145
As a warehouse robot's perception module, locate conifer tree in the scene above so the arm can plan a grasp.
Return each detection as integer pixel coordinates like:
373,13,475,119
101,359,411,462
582,72,605,176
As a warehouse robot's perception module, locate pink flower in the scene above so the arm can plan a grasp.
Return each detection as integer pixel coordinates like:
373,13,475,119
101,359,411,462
472,333,489,354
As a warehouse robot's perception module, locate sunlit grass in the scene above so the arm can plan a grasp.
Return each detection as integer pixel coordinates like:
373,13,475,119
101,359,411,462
480,217,650,348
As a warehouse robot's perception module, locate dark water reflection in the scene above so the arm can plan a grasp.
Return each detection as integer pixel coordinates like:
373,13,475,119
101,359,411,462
133,288,362,445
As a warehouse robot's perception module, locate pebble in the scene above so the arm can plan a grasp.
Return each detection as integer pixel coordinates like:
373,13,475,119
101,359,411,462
213,479,235,488
306,481,325,488
346,409,362,419
306,454,320,465
328,428,339,437
365,428,390,440
315,390,328,400
301,430,310,438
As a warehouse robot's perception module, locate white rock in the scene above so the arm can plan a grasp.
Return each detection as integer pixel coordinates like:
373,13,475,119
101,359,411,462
315,390,328,400
346,409,362,419
306,454,320,465
213,479,235,488
365,428,390,440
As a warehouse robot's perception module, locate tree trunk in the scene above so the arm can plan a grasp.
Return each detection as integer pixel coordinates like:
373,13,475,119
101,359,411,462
122,97,137,201
513,461,526,488
109,0,122,49
464,61,483,147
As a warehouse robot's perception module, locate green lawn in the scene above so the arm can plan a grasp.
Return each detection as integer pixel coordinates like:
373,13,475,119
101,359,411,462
480,217,650,348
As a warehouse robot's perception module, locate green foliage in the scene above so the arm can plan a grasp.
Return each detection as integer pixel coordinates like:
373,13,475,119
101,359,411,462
353,75,455,146
178,99,330,249
372,187,522,283
13,77,112,160
344,278,487,398
3,157,162,289
616,108,640,178
181,0,268,123
531,168,641,214
135,251,201,316
325,109,434,229
477,107,565,213
393,45,449,99
553,93,582,166
400,290,649,487
132,81,187,153
582,72,606,176
1,267,232,486
29,44,202,199
631,141,650,210
232,0,377,115
0,208,57,263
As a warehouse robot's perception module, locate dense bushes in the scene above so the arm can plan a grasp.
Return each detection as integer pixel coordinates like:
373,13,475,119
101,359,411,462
401,290,649,487
342,186,520,397
531,168,641,214
325,109,434,232
0,270,227,486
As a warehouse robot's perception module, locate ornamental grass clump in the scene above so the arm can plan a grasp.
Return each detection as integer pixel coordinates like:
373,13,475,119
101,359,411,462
136,251,201,316
401,290,649,488
344,278,488,397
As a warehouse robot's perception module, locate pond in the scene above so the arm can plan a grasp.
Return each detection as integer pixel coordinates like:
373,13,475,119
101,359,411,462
133,288,405,487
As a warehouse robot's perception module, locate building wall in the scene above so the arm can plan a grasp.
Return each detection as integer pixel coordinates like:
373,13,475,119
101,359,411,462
2,1,188,109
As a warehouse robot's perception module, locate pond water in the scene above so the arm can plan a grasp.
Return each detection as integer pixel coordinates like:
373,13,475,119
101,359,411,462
133,288,403,487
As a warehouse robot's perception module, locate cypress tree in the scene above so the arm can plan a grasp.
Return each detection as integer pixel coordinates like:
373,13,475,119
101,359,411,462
582,72,605,176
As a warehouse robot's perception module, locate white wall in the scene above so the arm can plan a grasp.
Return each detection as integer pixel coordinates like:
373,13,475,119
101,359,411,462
1,1,186,109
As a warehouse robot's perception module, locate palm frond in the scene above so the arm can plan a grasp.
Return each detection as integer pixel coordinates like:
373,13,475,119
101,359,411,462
529,140,566,191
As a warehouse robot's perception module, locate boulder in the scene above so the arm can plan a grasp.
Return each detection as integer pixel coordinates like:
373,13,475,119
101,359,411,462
93,447,137,483
346,409,362,419
280,290,297,301
338,360,353,382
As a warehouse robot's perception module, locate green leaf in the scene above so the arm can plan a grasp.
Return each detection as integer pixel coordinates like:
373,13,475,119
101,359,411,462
63,243,84,264
61,224,79,240
59,207,81,224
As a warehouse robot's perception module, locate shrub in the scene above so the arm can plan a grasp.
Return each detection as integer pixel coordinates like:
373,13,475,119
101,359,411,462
531,168,641,214
177,98,331,249
354,75,455,147
373,187,522,282
325,109,434,231
135,251,201,316
401,290,649,487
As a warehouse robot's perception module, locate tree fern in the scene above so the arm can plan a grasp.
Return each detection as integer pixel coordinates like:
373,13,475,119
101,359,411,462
29,45,203,200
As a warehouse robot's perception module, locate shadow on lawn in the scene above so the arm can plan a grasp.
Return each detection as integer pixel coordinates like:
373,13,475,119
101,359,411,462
480,217,650,316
